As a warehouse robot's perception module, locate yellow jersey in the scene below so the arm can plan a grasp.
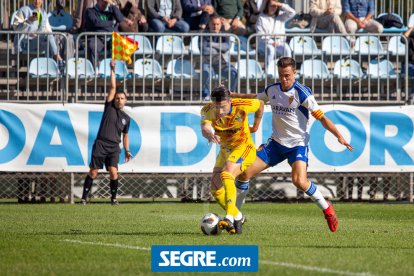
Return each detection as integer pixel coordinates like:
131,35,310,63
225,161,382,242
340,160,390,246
201,98,260,148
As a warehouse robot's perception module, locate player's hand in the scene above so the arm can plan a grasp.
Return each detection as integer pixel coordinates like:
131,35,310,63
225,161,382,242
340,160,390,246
125,18,133,26
249,125,258,133
208,133,220,144
338,137,353,151
125,151,133,162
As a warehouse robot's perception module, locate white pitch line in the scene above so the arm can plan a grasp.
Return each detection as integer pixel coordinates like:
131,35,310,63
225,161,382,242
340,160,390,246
260,261,376,276
62,240,376,276
62,239,151,251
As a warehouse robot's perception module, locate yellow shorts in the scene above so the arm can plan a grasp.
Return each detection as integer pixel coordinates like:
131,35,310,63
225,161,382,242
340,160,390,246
214,143,256,172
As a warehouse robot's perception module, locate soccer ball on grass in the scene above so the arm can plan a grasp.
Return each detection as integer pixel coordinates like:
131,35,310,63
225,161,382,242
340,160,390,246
200,213,222,235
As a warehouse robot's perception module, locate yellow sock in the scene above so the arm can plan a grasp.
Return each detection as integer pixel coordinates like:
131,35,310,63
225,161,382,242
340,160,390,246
211,187,226,211
220,171,239,217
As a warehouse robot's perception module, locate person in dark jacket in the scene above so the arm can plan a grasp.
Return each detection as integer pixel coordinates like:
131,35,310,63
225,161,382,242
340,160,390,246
244,0,267,34
84,0,133,68
200,15,237,100
147,0,190,32
181,0,215,30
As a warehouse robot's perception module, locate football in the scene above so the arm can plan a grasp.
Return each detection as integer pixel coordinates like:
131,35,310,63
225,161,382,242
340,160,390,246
200,213,222,235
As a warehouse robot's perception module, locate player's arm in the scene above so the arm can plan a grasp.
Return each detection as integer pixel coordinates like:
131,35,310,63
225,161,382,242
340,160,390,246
230,92,257,99
319,115,353,151
201,121,220,144
250,100,264,133
107,60,116,102
123,133,133,162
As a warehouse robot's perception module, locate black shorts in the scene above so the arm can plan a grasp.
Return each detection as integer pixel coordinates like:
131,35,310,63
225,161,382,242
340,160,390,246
89,140,120,170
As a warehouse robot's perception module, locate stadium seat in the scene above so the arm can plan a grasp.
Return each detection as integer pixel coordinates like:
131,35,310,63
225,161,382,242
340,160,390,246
354,36,387,56
128,35,153,55
188,36,201,55
322,36,352,56
266,59,279,79
166,59,197,79
66,58,95,79
229,36,256,56
367,59,397,79
133,58,163,79
48,11,73,31
300,59,331,79
409,13,414,28
156,35,188,55
236,59,265,79
376,13,408,33
289,36,321,56
29,57,60,78
388,35,407,56
333,59,365,79
98,58,131,79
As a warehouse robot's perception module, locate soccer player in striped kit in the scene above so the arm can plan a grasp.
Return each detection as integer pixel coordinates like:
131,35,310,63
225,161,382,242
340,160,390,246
231,57,353,232
201,85,264,234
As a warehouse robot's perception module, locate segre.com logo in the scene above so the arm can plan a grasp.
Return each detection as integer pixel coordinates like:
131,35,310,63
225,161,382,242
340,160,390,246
151,245,258,272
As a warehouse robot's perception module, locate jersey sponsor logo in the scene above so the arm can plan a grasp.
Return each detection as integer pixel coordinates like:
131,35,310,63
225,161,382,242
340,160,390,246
271,105,295,114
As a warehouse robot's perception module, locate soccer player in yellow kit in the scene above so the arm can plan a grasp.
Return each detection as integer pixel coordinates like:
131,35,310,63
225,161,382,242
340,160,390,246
201,86,264,234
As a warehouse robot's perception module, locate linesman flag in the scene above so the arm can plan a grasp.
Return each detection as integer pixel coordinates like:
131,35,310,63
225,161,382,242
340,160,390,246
112,32,138,64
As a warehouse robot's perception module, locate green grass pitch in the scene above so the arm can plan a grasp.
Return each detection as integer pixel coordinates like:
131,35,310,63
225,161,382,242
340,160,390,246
0,202,413,275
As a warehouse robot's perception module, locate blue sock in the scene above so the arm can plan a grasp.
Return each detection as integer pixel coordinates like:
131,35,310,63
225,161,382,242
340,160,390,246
236,179,250,210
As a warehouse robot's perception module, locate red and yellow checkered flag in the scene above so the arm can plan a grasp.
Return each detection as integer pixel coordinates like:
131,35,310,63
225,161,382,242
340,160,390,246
112,32,139,64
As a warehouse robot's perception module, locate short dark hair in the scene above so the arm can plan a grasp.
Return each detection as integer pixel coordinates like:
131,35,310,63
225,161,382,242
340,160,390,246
209,14,222,22
115,90,127,97
264,0,281,16
211,85,230,102
277,57,296,70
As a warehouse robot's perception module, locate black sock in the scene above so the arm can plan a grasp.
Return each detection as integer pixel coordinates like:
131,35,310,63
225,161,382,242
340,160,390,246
110,179,119,201
81,175,94,200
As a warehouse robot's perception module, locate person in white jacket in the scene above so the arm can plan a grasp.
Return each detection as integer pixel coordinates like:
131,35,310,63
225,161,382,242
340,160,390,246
256,0,295,66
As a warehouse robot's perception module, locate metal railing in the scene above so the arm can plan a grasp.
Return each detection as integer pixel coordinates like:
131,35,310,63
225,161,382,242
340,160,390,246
0,31,411,104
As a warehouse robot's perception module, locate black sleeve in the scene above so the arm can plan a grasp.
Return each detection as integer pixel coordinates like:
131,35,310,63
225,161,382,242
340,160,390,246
84,8,114,30
112,5,126,22
123,118,130,134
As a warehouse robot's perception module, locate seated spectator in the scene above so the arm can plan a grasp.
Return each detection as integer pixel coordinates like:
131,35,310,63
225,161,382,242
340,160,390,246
309,0,347,34
244,0,268,34
13,0,65,67
213,0,246,35
48,1,76,60
200,15,237,100
256,0,295,66
402,26,414,102
84,0,133,68
182,0,215,31
114,0,149,32
147,0,190,33
70,0,95,34
343,0,383,36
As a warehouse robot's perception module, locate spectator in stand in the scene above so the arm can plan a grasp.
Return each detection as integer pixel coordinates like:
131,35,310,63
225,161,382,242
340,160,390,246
71,0,148,33
114,0,148,32
12,0,66,67
212,0,246,35
256,0,295,66
147,0,190,33
70,0,95,34
200,15,238,100
182,0,215,31
84,0,133,68
244,0,268,34
309,0,347,34
343,0,383,36
402,26,414,102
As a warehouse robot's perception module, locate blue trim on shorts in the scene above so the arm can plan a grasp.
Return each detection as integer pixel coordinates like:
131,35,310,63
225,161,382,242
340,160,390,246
257,139,308,167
